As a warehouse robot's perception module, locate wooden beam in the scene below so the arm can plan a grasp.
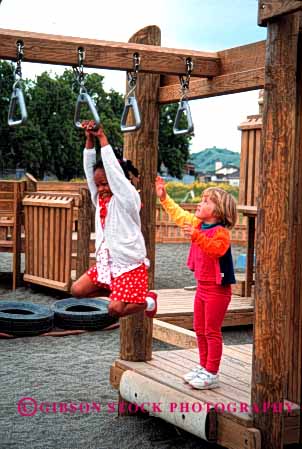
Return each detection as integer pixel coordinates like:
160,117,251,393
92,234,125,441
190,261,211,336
252,12,301,449
153,319,197,348
161,40,265,87
0,27,219,77
158,68,264,103
120,26,160,362
258,1,302,26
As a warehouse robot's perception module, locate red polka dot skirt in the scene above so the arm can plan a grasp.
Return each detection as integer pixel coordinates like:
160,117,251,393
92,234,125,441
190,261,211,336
86,264,148,304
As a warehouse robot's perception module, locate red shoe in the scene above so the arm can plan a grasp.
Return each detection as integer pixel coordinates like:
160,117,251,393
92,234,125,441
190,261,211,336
145,291,158,318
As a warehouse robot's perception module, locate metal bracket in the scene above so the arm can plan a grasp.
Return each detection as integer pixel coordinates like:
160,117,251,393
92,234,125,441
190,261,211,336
8,83,28,127
120,96,141,133
73,47,100,130
74,87,100,129
173,99,194,135
121,53,141,133
8,40,27,127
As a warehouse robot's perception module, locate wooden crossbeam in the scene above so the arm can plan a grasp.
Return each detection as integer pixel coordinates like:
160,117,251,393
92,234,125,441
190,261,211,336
161,40,266,87
159,68,264,103
258,1,302,26
0,28,219,77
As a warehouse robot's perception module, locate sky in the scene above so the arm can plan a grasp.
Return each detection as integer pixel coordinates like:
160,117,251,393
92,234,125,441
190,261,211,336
0,0,266,154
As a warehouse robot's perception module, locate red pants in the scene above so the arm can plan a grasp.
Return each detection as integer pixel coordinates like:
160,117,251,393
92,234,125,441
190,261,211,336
193,281,231,374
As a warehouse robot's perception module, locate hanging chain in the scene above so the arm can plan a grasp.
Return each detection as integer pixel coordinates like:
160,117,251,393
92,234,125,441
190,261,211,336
179,57,194,100
126,52,140,95
73,47,86,89
15,40,24,81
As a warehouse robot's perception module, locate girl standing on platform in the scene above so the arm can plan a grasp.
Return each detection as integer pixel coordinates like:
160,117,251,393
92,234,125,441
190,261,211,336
71,121,157,319
155,176,237,389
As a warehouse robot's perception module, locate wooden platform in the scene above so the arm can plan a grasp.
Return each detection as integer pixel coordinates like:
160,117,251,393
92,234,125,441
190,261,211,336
154,288,254,329
110,344,300,449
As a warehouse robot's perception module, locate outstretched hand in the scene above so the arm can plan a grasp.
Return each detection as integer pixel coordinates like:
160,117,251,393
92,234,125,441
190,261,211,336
155,176,167,201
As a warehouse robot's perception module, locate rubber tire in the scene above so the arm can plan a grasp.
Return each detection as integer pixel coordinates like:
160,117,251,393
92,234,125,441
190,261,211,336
0,301,54,337
52,298,118,330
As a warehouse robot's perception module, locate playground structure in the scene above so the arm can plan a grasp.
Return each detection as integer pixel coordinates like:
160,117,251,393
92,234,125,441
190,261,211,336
1,1,302,447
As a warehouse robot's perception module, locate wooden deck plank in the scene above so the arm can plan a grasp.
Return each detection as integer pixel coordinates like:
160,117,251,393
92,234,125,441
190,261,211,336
153,352,251,398
115,358,254,426
154,288,254,328
111,344,300,447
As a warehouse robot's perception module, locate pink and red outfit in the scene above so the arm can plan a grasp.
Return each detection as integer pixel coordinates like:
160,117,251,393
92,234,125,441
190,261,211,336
159,195,236,374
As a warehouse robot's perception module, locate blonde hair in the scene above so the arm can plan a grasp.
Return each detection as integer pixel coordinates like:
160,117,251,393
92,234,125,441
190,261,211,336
202,187,237,229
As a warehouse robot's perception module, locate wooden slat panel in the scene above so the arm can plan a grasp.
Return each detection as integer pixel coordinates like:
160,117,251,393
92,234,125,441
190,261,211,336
0,199,14,212
254,128,261,202
54,208,61,281
33,206,38,276
38,206,44,277
247,130,256,205
43,207,49,279
0,192,14,200
0,27,219,77
65,207,73,290
0,182,14,192
28,206,34,275
23,195,74,291
49,207,55,280
59,208,66,283
239,130,249,204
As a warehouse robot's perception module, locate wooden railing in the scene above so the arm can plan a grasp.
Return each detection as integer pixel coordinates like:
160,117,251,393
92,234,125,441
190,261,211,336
155,204,247,245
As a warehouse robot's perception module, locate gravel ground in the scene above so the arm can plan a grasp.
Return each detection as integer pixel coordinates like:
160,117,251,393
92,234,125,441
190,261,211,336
0,245,252,449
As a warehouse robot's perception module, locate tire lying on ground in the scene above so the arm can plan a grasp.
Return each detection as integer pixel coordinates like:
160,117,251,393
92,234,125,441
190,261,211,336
0,302,54,337
52,298,118,330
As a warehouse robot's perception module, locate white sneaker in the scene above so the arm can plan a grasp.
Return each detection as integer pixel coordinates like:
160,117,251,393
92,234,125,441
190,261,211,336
183,365,205,383
189,369,219,389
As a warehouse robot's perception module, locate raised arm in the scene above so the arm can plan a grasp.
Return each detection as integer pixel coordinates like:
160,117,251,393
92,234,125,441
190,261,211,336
155,176,200,227
94,127,141,214
82,121,97,207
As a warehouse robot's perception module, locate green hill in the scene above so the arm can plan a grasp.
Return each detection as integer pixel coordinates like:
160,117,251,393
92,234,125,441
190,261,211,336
190,147,240,173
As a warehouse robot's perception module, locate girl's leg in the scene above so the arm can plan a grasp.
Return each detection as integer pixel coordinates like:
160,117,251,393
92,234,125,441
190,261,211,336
71,273,110,298
108,301,146,317
204,285,231,374
107,265,157,318
193,285,207,367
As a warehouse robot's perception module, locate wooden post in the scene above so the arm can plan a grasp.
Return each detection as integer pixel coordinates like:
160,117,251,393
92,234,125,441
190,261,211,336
120,26,161,361
12,181,23,290
252,11,302,449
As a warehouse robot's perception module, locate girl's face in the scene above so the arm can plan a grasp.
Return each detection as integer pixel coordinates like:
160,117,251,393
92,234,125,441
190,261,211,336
195,193,218,223
94,168,112,199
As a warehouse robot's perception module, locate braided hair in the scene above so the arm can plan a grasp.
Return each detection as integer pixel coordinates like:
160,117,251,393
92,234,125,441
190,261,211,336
93,147,139,186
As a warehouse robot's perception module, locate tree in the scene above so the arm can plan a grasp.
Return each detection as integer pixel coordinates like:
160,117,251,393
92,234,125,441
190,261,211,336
158,103,192,178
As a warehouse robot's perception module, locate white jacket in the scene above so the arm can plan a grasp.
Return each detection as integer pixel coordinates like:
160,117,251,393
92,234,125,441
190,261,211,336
83,145,147,267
